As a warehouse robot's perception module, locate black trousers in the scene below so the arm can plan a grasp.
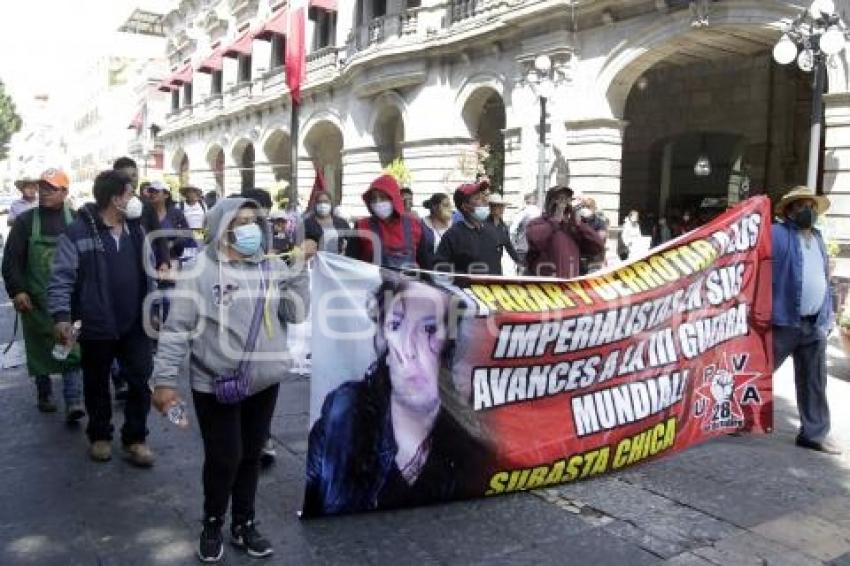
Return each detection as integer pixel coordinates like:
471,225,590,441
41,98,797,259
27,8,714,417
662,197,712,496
79,324,152,444
193,384,279,523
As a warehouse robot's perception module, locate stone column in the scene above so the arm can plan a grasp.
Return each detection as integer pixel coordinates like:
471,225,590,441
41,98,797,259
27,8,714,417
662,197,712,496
401,137,479,216
254,160,276,190
824,91,850,276
563,118,626,264
562,118,626,223
340,146,389,218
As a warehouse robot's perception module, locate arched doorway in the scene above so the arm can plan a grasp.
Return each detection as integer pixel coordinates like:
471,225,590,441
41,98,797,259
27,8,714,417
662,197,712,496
232,142,255,191
462,88,506,191
262,130,291,183
373,105,404,168
172,150,189,186
612,25,814,226
304,120,344,203
206,145,225,195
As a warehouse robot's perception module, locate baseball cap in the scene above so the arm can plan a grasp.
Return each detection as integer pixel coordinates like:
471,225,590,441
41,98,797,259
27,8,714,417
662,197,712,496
453,179,490,209
39,168,70,190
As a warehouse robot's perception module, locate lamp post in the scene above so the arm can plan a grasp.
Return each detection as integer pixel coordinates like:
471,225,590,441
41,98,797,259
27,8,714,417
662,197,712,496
527,54,556,207
773,0,848,191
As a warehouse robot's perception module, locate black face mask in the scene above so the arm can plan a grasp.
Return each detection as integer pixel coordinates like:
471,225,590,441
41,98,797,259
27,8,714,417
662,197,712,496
791,207,817,229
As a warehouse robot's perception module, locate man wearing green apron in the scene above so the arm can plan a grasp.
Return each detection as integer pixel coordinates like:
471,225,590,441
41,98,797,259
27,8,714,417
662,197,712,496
2,168,84,421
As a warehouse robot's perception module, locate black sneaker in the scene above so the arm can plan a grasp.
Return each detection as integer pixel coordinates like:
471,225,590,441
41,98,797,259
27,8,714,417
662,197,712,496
197,517,224,563
231,520,273,558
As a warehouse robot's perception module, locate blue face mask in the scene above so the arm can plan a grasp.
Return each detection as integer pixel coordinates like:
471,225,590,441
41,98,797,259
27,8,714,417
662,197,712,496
231,223,263,256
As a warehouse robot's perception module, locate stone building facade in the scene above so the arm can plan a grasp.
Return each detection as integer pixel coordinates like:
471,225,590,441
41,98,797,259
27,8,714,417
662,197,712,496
157,0,850,249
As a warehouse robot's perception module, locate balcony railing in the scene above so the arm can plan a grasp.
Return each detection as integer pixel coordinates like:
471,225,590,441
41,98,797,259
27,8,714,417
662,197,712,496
401,7,421,36
448,0,507,24
369,16,387,45
307,46,340,79
203,94,224,113
261,67,286,93
224,82,253,106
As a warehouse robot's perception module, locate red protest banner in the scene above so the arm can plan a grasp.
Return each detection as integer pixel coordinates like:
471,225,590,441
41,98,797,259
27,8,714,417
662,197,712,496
304,196,773,517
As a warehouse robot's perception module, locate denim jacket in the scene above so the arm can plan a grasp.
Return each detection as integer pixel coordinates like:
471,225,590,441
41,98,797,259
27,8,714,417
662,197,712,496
771,220,834,331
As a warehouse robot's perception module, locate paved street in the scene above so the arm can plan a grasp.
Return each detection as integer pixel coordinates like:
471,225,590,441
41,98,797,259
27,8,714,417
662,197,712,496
1,280,850,565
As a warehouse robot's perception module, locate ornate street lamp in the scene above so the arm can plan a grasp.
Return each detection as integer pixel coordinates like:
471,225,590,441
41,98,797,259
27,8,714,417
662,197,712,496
527,54,557,207
773,0,848,190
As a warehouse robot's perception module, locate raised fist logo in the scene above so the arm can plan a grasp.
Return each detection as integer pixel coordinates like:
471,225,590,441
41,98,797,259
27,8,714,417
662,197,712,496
710,370,734,403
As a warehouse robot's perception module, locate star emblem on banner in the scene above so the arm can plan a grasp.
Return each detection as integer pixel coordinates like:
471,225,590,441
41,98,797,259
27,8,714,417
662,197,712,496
693,353,762,432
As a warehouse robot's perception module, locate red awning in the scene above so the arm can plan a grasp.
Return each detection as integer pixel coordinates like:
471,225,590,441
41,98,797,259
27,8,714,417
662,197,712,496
223,28,256,58
157,79,174,93
170,63,193,86
255,8,288,41
310,0,336,10
197,44,224,73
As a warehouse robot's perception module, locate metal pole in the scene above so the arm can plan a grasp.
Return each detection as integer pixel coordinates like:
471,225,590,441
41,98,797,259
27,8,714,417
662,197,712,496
537,96,548,206
807,60,825,191
290,102,300,209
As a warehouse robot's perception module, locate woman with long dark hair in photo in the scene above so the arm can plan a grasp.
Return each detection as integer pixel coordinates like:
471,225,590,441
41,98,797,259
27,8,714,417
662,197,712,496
303,275,493,517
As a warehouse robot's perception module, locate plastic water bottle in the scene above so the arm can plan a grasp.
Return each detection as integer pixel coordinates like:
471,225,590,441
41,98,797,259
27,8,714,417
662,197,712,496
167,401,188,427
52,321,81,360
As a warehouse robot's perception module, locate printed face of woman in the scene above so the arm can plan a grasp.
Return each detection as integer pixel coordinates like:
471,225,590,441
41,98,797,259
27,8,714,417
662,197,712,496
384,283,448,414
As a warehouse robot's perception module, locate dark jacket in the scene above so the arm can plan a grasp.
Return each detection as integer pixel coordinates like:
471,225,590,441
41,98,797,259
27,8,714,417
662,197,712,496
303,360,493,517
434,219,504,275
526,215,606,278
771,220,834,331
346,176,433,269
2,206,75,298
303,213,351,254
155,204,192,260
47,203,154,341
486,217,520,264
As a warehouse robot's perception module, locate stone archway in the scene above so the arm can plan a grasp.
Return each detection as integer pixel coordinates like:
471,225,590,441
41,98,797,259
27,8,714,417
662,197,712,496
178,153,190,186
262,129,291,183
461,87,506,191
206,144,225,195
372,105,404,168
304,120,344,203
231,139,256,192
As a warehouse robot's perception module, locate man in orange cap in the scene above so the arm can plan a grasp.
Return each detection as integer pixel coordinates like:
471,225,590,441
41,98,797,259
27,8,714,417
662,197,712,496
2,168,84,420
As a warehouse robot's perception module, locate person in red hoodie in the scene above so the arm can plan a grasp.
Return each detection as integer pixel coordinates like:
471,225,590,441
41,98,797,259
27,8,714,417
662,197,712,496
526,186,605,278
347,174,433,269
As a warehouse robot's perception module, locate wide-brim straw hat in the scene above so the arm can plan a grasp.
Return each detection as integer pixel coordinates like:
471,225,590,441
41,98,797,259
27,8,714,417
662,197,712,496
774,185,830,215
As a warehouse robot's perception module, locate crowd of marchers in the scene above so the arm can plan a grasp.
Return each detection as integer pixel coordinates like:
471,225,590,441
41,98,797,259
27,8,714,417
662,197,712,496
0,157,841,562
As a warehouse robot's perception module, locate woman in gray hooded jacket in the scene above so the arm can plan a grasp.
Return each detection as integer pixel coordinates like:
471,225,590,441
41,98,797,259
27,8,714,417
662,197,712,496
151,197,310,563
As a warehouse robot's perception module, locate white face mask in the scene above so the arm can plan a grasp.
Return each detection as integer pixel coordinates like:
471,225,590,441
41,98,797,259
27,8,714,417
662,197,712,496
371,201,393,220
316,202,332,217
472,206,490,222
120,196,144,220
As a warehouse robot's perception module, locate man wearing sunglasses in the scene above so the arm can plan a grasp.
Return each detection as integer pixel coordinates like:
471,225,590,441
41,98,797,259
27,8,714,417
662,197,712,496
2,169,84,420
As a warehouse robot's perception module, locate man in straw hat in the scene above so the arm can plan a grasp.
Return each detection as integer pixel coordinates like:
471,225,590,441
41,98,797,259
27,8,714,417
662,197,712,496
772,185,840,454
9,171,40,226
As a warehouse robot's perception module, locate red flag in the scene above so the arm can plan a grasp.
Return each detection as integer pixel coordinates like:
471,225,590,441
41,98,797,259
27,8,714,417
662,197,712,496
307,167,327,210
286,7,306,105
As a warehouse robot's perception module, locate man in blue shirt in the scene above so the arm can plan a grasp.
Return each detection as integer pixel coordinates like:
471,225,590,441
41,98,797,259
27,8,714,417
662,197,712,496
772,186,840,454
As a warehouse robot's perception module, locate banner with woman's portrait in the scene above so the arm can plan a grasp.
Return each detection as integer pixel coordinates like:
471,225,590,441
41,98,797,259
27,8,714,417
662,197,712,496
302,196,773,517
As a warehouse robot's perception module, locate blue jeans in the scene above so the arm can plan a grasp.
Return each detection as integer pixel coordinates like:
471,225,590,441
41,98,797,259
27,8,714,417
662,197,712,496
62,369,83,405
773,320,830,442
